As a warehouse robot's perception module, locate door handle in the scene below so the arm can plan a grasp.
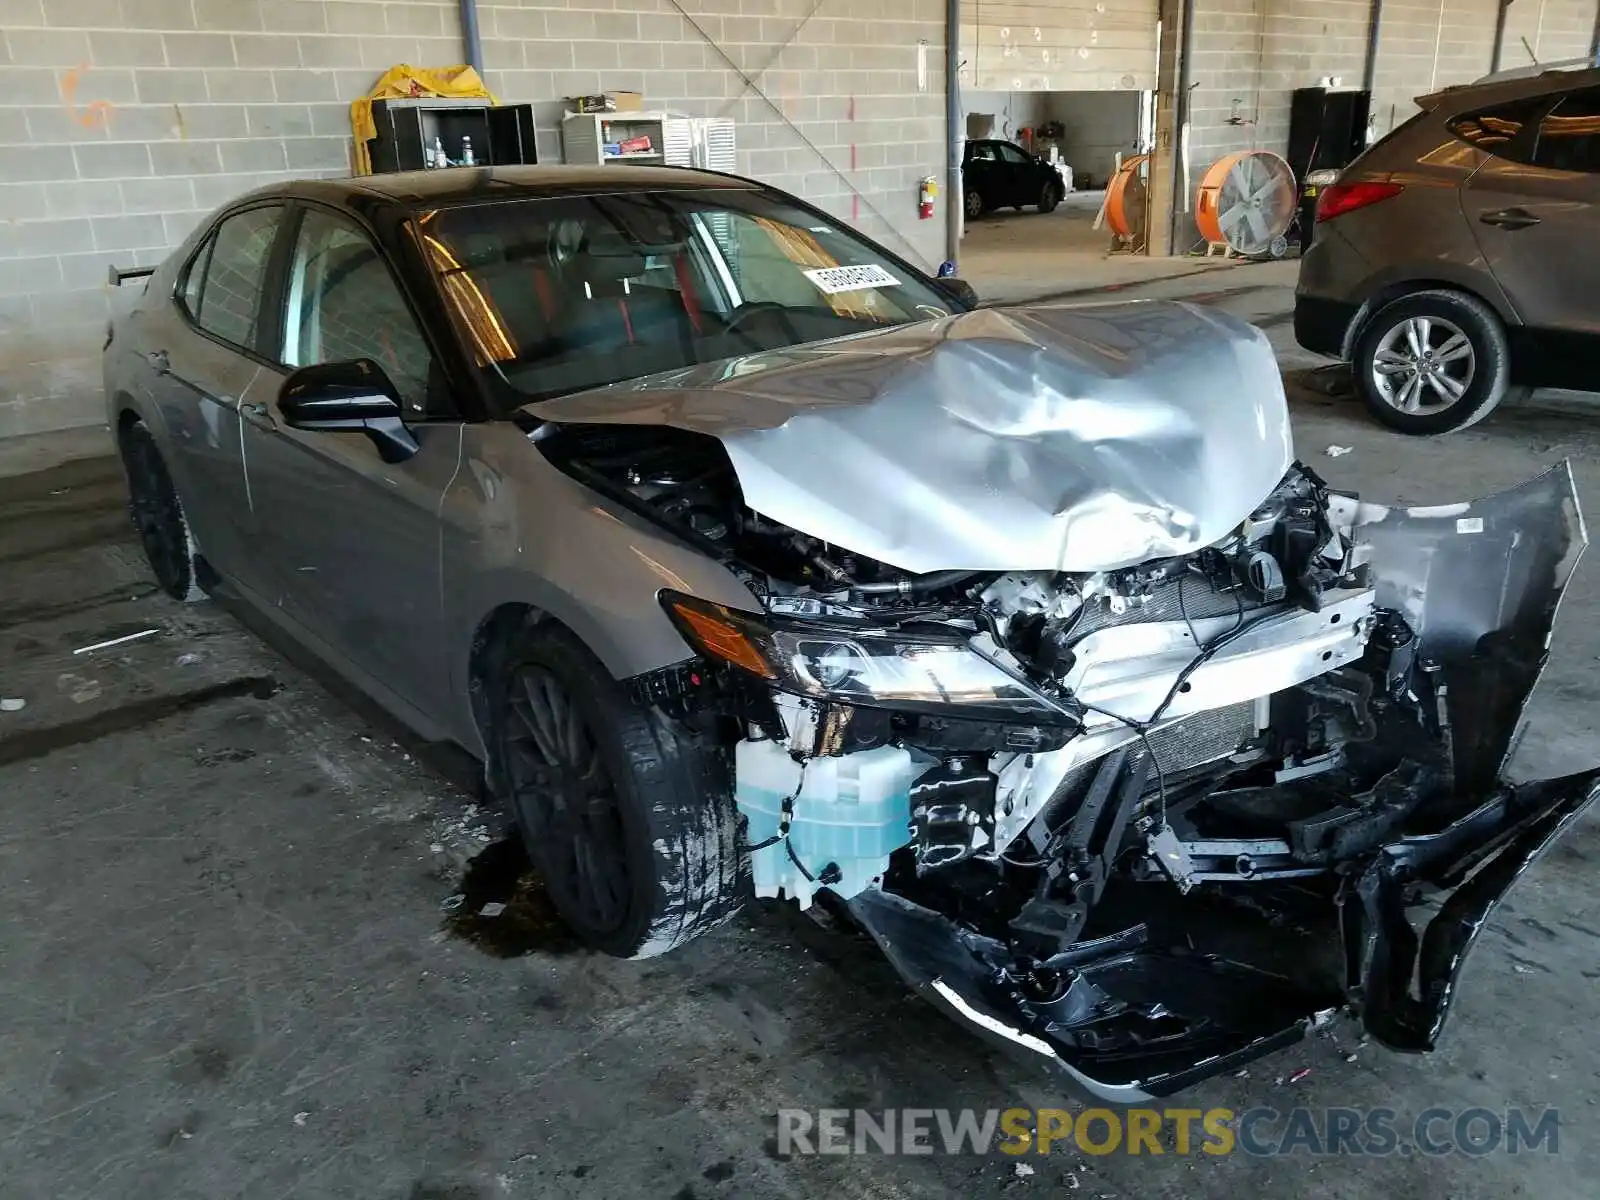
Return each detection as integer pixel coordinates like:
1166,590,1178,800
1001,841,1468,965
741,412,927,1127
241,400,269,419
1479,208,1541,230
145,349,170,374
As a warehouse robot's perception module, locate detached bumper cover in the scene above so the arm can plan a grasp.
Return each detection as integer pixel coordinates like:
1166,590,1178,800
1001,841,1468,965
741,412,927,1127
850,465,1595,1102
852,773,1598,1102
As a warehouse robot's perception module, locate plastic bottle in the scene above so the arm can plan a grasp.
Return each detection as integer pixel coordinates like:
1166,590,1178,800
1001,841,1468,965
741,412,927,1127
461,135,474,167
432,135,446,168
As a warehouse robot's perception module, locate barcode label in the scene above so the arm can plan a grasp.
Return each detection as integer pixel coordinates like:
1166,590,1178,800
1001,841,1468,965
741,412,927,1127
803,264,902,294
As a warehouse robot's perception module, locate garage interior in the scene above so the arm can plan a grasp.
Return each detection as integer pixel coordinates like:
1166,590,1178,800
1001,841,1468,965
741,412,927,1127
4,1,1600,1198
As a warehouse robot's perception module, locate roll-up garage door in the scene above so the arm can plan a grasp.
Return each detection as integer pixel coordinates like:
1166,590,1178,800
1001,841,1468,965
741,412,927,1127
958,0,1161,93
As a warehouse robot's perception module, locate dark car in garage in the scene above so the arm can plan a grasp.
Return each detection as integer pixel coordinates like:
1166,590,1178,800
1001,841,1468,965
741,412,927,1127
105,164,1597,1103
1295,63,1600,434
963,139,1067,218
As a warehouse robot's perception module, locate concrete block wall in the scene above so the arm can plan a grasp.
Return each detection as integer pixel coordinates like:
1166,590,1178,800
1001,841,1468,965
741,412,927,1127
0,0,948,439
1497,0,1597,73
0,0,455,437
478,0,949,281
1177,0,1597,244
1369,0,1499,138
1184,0,1370,193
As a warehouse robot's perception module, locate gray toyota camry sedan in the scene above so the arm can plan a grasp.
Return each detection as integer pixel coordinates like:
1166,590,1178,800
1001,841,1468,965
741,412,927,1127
105,164,1598,1101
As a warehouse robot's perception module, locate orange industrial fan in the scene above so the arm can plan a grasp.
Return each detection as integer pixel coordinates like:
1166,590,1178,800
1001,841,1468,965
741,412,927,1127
1195,150,1297,258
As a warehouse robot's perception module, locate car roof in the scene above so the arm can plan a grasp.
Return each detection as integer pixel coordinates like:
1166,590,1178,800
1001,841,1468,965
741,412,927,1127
269,164,758,212
1418,63,1600,112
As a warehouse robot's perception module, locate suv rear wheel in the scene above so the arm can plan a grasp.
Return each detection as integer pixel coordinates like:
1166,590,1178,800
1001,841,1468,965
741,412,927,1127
1353,290,1514,434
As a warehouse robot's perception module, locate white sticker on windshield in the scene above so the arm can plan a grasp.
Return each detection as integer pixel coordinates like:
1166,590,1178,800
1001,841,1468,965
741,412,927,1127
803,264,902,294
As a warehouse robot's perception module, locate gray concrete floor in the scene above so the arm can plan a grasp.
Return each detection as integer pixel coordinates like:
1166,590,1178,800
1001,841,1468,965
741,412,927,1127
3,273,1599,1199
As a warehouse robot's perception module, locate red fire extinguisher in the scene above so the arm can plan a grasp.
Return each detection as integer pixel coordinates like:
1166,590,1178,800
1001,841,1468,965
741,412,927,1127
919,176,937,220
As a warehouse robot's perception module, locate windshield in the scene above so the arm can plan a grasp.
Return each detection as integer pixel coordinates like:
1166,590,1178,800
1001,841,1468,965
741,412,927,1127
416,188,957,403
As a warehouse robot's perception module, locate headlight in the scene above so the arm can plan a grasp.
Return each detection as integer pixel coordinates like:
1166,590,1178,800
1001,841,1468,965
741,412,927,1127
661,591,1065,721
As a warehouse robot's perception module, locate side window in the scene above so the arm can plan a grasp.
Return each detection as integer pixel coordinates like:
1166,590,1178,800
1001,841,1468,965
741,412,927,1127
179,238,210,318
1531,88,1600,174
968,144,998,162
282,209,436,416
998,143,1031,165
1446,98,1545,157
190,206,282,350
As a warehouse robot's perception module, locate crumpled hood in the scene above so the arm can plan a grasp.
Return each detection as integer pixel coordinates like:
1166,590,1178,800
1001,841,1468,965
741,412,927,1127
530,301,1293,573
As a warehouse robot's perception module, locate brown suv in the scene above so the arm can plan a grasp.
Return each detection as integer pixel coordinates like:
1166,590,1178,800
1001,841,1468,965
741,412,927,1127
1295,64,1600,433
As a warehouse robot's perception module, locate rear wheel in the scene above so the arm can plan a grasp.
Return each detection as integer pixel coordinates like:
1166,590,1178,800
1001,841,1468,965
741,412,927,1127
965,188,985,219
1353,290,1514,434
118,418,205,602
490,623,743,958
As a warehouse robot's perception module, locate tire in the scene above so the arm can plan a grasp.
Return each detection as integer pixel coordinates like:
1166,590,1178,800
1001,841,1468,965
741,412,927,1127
1038,182,1063,213
489,622,743,959
1353,290,1514,435
965,189,985,219
118,418,206,602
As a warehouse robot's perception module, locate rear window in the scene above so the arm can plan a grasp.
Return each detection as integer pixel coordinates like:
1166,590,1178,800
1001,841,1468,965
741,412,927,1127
1530,87,1600,173
1446,97,1546,151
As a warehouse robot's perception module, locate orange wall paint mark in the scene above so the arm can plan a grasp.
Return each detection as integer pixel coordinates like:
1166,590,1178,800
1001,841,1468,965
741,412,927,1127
60,65,114,130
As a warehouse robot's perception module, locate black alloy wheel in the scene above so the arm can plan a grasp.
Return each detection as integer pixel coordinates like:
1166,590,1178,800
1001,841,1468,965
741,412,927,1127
119,419,204,602
501,664,632,936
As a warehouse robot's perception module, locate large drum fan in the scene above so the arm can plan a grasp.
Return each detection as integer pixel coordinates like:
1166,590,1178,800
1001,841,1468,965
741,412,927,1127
1101,153,1150,251
1195,150,1297,258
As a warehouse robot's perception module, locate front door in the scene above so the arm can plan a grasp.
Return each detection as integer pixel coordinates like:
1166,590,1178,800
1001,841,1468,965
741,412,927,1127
240,205,463,720
1461,85,1600,388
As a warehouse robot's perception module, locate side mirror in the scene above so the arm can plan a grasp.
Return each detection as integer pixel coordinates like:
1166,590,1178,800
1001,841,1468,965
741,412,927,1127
278,359,420,464
938,277,979,309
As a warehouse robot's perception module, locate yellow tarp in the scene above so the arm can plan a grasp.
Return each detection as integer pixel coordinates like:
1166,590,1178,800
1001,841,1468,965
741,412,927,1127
350,64,498,175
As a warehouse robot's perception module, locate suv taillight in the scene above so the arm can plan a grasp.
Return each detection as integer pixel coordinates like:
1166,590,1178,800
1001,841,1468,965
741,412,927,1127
1315,181,1405,222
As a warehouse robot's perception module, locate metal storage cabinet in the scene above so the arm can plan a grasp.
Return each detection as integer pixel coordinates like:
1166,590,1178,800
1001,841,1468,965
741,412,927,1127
560,111,736,171
365,98,537,173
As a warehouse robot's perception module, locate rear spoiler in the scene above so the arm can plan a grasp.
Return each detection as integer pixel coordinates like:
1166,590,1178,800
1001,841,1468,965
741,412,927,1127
108,264,156,287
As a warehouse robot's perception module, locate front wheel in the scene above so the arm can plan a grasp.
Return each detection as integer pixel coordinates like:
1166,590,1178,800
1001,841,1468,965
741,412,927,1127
1038,182,1063,213
489,623,743,958
1353,290,1515,434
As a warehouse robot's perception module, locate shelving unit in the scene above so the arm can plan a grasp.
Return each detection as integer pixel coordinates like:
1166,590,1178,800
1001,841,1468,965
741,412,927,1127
560,111,736,171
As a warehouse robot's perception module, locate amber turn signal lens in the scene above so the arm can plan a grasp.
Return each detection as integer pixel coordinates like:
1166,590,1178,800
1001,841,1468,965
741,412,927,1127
666,598,776,679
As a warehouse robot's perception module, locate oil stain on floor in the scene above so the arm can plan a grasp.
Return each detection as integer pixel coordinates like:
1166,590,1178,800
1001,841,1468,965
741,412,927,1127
443,836,584,958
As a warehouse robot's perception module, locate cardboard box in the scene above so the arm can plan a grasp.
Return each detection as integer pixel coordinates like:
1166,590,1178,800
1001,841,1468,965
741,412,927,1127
570,91,645,114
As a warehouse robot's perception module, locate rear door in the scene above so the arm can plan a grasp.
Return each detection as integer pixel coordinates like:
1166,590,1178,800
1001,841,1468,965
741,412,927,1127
238,203,462,719
1460,85,1600,384
996,142,1038,205
964,142,1003,207
147,203,287,586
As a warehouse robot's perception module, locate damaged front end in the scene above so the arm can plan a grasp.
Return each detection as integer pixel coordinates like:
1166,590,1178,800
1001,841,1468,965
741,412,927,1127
647,463,1596,1100
530,303,1595,1098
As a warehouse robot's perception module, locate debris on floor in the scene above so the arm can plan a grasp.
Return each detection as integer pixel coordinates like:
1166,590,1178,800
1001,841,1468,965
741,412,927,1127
479,901,507,918
0,698,25,713
1287,1067,1312,1084
73,628,159,655
175,652,203,667
1013,1162,1035,1178
1325,445,1353,457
